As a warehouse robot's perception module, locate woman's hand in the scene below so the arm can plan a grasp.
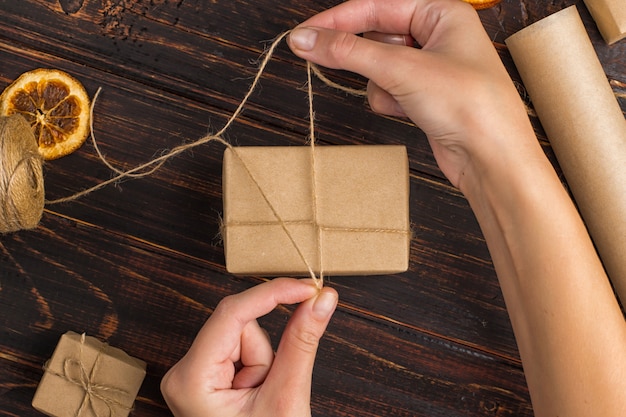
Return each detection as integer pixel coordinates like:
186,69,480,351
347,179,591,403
161,278,338,417
287,0,535,190
291,3,626,417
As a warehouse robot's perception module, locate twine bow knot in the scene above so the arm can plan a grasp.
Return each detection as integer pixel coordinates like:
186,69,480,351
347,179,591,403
44,333,133,417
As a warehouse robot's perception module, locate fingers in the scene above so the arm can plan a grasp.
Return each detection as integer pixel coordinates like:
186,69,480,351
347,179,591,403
362,32,412,118
162,280,335,417
231,320,275,389
287,0,487,86
188,278,318,362
294,0,477,47
363,31,414,46
161,279,321,415
295,0,426,41
288,0,505,137
367,80,407,117
261,287,338,405
169,279,319,395
297,29,411,119
288,26,420,96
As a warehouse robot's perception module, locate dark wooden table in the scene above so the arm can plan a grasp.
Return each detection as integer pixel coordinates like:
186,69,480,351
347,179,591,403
1,1,624,416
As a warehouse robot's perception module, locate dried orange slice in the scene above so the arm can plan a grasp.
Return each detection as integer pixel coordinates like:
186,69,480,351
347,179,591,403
0,69,90,160
462,0,501,10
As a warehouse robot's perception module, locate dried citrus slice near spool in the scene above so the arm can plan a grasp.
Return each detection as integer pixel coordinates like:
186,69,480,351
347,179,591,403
462,0,501,10
0,68,90,160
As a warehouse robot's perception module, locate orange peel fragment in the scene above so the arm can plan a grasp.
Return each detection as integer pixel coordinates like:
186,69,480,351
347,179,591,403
0,68,91,160
462,0,501,10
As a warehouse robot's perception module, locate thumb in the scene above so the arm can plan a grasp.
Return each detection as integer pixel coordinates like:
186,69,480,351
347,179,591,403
287,26,417,95
263,287,338,401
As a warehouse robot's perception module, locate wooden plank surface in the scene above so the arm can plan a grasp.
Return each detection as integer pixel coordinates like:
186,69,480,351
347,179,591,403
0,1,624,416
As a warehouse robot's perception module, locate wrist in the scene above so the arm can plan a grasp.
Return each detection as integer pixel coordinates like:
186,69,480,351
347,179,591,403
456,124,553,207
456,129,574,265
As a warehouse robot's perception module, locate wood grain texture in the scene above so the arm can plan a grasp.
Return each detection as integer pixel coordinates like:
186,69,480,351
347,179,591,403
0,0,623,416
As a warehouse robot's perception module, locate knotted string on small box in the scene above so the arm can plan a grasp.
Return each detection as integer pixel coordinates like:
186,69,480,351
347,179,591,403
42,333,133,417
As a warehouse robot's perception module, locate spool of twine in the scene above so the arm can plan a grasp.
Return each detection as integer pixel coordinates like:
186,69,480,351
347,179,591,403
0,114,45,233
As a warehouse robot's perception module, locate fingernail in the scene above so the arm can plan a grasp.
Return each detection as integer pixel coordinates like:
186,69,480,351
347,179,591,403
290,27,318,51
364,32,413,46
313,290,337,319
393,101,407,117
385,34,407,46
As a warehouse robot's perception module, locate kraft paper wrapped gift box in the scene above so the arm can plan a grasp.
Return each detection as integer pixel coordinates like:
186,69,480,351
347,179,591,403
222,145,411,276
32,331,146,417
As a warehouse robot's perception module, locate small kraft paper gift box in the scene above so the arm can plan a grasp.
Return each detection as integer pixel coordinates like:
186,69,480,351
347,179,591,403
32,331,146,417
222,145,411,276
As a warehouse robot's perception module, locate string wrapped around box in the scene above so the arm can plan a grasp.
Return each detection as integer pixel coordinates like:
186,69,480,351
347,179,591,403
0,31,412,288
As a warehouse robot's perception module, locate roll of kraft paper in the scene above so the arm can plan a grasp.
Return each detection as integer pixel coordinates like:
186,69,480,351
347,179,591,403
506,6,626,306
583,0,626,44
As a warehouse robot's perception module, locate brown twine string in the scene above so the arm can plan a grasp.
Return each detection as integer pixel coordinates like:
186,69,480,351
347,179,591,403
309,63,367,98
45,30,369,288
227,219,411,234
5,26,619,284
42,333,133,417
3,28,625,235
0,114,45,233
44,31,370,206
307,60,324,281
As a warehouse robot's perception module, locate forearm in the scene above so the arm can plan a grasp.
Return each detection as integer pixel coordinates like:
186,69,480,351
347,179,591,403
287,1,626,413
461,133,626,417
